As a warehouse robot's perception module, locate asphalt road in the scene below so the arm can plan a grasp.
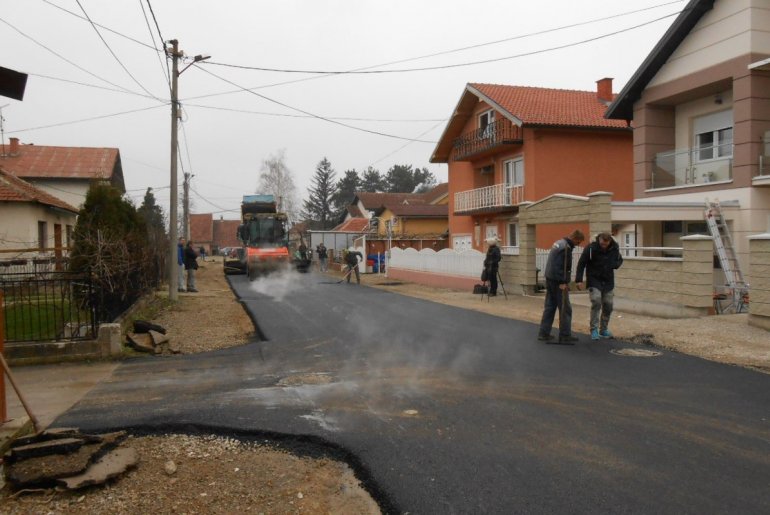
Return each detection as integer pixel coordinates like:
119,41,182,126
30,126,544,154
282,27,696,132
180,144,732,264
58,271,770,514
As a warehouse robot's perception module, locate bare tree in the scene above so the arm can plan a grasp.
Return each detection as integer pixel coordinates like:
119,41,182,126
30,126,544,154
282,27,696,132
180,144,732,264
258,149,299,222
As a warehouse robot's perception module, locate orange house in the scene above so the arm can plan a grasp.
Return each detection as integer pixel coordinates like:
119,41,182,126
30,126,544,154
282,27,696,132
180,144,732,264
431,80,634,251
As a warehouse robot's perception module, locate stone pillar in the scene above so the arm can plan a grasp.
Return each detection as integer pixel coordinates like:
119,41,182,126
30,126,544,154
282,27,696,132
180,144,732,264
748,233,770,331
680,235,714,313
98,323,123,357
518,202,537,294
587,191,613,238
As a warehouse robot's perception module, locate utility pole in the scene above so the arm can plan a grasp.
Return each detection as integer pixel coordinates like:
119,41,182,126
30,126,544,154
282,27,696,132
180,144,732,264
168,39,180,301
167,41,209,301
183,172,191,240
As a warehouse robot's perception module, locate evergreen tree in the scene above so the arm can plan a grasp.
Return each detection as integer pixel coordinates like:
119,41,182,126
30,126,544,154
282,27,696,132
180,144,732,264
137,187,167,287
70,182,152,320
301,157,338,229
384,164,437,193
332,169,361,218
360,166,385,192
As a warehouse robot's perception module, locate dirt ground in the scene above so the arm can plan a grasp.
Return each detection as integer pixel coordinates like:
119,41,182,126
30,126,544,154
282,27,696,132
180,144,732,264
2,257,768,513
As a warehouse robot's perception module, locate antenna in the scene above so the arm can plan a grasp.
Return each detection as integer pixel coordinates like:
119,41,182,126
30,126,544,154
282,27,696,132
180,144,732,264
0,104,9,156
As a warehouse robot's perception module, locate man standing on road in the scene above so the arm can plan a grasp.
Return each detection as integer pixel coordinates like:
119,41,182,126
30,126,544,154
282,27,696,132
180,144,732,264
316,243,328,272
344,248,363,284
538,229,585,344
483,237,501,296
576,232,623,340
177,237,187,293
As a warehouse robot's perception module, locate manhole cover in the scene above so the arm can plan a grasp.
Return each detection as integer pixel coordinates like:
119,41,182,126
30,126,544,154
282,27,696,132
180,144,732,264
277,373,334,386
402,409,419,416
610,348,662,358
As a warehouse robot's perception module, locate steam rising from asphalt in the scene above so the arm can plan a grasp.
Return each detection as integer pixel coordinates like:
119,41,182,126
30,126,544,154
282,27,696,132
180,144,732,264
247,265,308,302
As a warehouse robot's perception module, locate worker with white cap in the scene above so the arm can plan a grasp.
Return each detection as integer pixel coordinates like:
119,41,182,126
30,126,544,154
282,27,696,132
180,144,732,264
483,237,501,296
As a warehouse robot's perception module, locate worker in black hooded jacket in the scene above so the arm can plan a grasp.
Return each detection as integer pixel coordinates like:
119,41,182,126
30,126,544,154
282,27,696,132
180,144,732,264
575,232,623,340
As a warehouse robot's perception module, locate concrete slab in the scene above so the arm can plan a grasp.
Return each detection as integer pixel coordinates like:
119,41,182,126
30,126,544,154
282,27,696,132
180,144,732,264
57,447,138,489
3,361,118,429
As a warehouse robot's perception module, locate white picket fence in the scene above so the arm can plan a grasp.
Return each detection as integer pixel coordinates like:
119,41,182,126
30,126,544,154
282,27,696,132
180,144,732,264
389,248,485,277
389,246,583,279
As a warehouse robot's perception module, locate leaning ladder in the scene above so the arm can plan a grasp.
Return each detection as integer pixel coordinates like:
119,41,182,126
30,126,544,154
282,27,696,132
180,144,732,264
705,200,748,312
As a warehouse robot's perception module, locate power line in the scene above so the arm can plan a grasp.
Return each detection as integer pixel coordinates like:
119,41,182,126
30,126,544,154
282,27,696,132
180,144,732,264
195,66,438,144
28,72,158,99
41,0,157,50
369,121,446,168
7,104,168,134
0,15,145,97
182,102,447,123
202,10,682,75
74,0,161,100
144,0,172,85
139,0,171,94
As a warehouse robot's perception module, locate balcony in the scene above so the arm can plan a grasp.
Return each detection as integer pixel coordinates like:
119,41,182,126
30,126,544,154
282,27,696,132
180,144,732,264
454,183,524,214
451,119,523,162
650,144,732,190
753,153,770,187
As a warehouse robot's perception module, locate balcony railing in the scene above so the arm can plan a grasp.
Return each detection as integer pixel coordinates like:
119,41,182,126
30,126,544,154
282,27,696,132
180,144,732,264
451,119,523,161
454,183,524,213
651,144,732,189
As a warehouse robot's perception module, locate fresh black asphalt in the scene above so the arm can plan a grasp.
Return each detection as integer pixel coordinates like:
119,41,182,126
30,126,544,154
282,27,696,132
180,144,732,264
57,271,770,514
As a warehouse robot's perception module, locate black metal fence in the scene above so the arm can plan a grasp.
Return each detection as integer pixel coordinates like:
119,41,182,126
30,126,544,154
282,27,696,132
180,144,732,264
0,272,101,343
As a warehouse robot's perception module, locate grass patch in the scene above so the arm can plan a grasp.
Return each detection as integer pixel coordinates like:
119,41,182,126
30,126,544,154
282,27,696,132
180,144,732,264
4,300,91,341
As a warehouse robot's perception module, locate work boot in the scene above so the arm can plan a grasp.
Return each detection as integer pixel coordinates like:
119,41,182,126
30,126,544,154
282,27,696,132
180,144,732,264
537,333,553,341
557,335,579,345
591,328,600,340
600,329,613,339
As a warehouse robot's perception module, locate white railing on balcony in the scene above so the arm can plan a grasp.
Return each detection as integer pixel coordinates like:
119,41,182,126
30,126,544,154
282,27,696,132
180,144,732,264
454,183,524,213
652,144,732,189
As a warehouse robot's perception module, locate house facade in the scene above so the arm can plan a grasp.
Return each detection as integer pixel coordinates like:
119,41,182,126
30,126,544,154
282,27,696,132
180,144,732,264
606,0,770,272
0,137,125,209
0,167,78,263
431,81,633,253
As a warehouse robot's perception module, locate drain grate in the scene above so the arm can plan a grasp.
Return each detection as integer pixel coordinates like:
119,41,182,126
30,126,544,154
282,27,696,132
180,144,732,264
611,348,662,358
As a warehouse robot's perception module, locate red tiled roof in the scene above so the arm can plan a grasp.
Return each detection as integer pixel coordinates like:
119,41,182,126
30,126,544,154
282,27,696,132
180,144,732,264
470,83,627,129
355,192,427,210
330,218,369,232
0,143,122,181
422,183,448,204
389,204,448,217
189,213,213,243
0,167,79,213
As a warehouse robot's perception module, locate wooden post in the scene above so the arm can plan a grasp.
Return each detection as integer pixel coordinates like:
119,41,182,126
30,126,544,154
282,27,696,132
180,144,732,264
1,290,6,422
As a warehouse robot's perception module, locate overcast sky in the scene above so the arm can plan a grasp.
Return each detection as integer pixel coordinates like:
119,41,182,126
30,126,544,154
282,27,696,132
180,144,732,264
3,0,686,219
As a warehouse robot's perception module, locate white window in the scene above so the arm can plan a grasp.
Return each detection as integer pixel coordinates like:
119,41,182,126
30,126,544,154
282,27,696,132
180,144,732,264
503,158,524,186
479,110,495,138
693,110,733,161
506,222,519,247
485,225,498,242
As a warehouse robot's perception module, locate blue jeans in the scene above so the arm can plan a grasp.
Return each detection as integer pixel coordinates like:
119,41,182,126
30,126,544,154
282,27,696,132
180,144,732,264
539,280,572,337
588,287,614,331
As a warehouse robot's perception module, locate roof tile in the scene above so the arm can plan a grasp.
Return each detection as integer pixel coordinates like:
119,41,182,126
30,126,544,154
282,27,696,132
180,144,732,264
0,144,120,180
0,167,79,212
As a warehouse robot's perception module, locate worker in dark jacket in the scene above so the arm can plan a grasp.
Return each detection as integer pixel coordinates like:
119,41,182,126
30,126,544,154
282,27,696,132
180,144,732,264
344,248,363,284
538,229,585,344
483,237,502,296
177,237,187,293
184,240,199,293
576,232,623,340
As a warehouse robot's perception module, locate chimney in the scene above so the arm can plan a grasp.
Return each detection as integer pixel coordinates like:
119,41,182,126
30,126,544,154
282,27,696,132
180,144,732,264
596,78,613,104
9,137,19,156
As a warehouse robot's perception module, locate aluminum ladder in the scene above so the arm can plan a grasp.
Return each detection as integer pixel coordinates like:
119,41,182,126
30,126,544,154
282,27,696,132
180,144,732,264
705,200,748,313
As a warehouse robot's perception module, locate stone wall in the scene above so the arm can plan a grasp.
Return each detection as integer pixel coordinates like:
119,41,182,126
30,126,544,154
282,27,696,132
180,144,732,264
748,234,770,330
